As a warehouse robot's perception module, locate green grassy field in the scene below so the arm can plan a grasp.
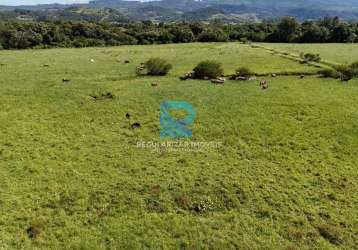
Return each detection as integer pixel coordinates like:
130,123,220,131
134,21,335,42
0,43,357,249
257,43,358,65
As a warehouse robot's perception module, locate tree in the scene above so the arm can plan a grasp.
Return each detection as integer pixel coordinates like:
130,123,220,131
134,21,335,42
331,23,354,43
301,22,329,43
197,28,228,42
170,26,195,43
276,17,301,42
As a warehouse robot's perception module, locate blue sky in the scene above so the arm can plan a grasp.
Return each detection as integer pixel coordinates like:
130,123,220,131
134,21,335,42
0,0,90,5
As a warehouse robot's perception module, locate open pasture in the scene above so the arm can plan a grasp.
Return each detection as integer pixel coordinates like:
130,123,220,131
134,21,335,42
0,43,357,249
257,43,358,65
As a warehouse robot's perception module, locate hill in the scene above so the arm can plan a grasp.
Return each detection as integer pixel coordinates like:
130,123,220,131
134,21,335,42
2,0,358,22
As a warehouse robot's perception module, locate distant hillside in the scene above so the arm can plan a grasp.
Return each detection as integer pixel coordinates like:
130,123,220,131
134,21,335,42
1,0,358,22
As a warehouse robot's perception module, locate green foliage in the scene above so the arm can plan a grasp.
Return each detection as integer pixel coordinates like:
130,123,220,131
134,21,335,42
273,17,301,42
235,67,255,77
300,22,330,42
318,69,340,78
301,53,321,63
197,28,228,42
350,61,358,77
0,16,357,50
259,43,358,65
350,61,358,68
193,60,224,79
239,37,252,44
170,27,195,43
144,58,172,76
334,64,355,81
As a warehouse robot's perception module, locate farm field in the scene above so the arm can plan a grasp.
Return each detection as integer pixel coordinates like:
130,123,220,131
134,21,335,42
257,43,358,65
0,42,357,249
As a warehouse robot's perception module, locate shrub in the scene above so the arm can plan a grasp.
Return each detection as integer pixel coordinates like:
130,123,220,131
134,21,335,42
350,61,358,77
318,69,340,79
144,58,172,76
239,37,251,44
197,28,228,42
350,61,358,68
334,65,355,81
300,53,321,63
193,60,224,79
235,67,255,77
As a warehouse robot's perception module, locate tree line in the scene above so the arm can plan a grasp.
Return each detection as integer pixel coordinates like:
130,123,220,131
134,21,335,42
0,17,357,49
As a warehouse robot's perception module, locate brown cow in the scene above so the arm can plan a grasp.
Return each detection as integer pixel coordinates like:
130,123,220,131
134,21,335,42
260,80,268,90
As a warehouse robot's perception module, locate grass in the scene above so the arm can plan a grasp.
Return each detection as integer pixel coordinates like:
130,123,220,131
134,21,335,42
0,42,357,249
257,43,358,65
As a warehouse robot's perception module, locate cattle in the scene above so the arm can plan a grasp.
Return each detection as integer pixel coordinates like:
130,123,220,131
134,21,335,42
260,80,268,89
131,122,141,129
211,77,226,84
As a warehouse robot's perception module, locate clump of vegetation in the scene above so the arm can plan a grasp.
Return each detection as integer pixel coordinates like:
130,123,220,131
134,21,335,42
240,37,252,44
193,60,224,79
350,61,358,77
318,69,340,79
230,67,256,80
175,194,191,210
350,61,358,68
317,224,344,245
320,62,358,81
145,197,166,213
334,65,355,81
286,226,305,241
300,53,321,63
235,67,255,77
27,221,43,239
138,58,172,76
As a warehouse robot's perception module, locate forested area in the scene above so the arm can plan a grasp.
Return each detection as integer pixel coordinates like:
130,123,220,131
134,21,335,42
0,17,357,49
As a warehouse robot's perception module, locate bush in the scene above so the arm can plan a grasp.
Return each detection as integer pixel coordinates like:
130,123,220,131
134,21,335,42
239,38,252,44
193,61,224,79
144,58,172,76
235,67,255,77
334,65,355,81
197,28,228,42
350,61,358,77
318,69,340,79
300,53,321,63
350,61,358,68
